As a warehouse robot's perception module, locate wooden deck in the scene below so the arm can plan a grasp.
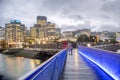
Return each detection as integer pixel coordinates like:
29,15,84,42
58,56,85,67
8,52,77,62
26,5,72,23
61,49,111,80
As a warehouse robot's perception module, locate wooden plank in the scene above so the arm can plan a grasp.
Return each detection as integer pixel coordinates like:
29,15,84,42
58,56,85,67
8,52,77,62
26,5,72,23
61,49,102,80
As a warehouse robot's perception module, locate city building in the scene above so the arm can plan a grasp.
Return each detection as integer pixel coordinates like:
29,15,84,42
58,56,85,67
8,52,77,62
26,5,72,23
108,32,116,40
37,16,47,25
46,22,56,40
60,31,76,42
37,16,47,39
5,20,26,48
0,26,5,48
26,28,30,37
30,24,41,38
90,32,102,36
91,32,102,41
101,31,116,41
55,28,61,39
30,16,47,39
0,26,5,40
74,29,91,37
30,16,59,44
63,31,74,38
101,31,109,40
116,32,120,42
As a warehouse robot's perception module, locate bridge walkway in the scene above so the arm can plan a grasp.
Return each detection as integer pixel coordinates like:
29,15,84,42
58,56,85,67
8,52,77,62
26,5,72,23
61,49,111,80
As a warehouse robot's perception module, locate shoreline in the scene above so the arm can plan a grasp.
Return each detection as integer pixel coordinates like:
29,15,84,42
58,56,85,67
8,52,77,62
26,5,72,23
1,49,59,61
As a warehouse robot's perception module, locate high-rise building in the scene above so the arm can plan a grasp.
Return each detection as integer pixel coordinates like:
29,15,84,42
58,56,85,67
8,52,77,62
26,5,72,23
26,28,30,37
5,20,26,48
30,27,37,38
37,16,47,38
46,22,56,39
30,23,45,39
30,24,41,38
55,28,61,38
37,16,47,25
30,16,59,44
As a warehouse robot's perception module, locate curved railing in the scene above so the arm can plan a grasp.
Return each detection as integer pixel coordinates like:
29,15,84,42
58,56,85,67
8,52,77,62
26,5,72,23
78,46,120,80
18,49,67,80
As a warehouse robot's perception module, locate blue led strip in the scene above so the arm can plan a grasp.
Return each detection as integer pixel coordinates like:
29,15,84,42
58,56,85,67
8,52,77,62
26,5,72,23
78,53,113,80
78,46,120,80
18,49,67,80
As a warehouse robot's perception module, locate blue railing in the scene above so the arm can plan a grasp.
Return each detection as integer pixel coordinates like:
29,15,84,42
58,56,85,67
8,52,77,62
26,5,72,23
19,49,67,80
78,46,120,80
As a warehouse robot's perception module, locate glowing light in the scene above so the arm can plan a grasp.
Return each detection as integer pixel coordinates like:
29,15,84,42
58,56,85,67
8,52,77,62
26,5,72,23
78,50,118,80
74,49,79,67
10,20,21,23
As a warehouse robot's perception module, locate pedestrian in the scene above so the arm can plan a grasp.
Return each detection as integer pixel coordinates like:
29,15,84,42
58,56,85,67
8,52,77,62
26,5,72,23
67,43,72,55
70,45,73,55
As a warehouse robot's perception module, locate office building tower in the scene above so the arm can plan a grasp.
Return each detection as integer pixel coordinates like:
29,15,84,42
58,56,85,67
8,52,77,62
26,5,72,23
5,20,26,48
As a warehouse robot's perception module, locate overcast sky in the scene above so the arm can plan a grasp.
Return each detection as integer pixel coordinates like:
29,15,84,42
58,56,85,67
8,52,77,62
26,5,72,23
0,0,120,31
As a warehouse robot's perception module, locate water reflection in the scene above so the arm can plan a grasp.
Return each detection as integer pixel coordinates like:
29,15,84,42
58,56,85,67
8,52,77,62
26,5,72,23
0,53,41,80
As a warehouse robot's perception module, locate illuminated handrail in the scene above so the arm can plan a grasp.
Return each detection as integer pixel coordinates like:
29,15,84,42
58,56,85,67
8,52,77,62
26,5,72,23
78,46,120,80
18,49,67,80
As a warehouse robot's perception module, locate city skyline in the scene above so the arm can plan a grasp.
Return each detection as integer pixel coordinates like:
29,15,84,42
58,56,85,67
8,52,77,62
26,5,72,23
0,0,120,32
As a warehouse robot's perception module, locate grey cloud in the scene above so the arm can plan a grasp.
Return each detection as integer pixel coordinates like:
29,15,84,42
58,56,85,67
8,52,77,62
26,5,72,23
100,14,111,19
61,25,75,31
102,0,120,14
0,0,44,27
0,0,120,32
61,21,92,31
61,22,120,32
68,15,83,21
101,0,120,23
76,21,92,29
42,0,90,16
0,17,11,27
98,24,120,32
42,0,84,11
42,0,69,10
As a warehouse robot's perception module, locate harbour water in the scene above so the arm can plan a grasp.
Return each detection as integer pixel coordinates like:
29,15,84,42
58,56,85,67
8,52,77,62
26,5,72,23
0,53,41,80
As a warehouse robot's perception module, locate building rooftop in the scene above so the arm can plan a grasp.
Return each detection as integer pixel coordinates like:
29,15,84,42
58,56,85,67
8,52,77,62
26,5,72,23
10,20,21,24
37,16,47,20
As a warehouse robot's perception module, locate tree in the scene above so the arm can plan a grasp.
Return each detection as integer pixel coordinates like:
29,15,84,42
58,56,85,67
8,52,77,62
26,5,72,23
104,39,109,44
27,39,34,45
89,36,96,42
24,39,35,48
53,37,60,43
110,39,117,44
0,40,7,48
109,35,117,44
99,39,104,45
77,34,89,45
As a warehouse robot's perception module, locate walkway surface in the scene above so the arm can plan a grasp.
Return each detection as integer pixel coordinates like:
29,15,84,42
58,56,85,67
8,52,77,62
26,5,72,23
61,49,111,80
